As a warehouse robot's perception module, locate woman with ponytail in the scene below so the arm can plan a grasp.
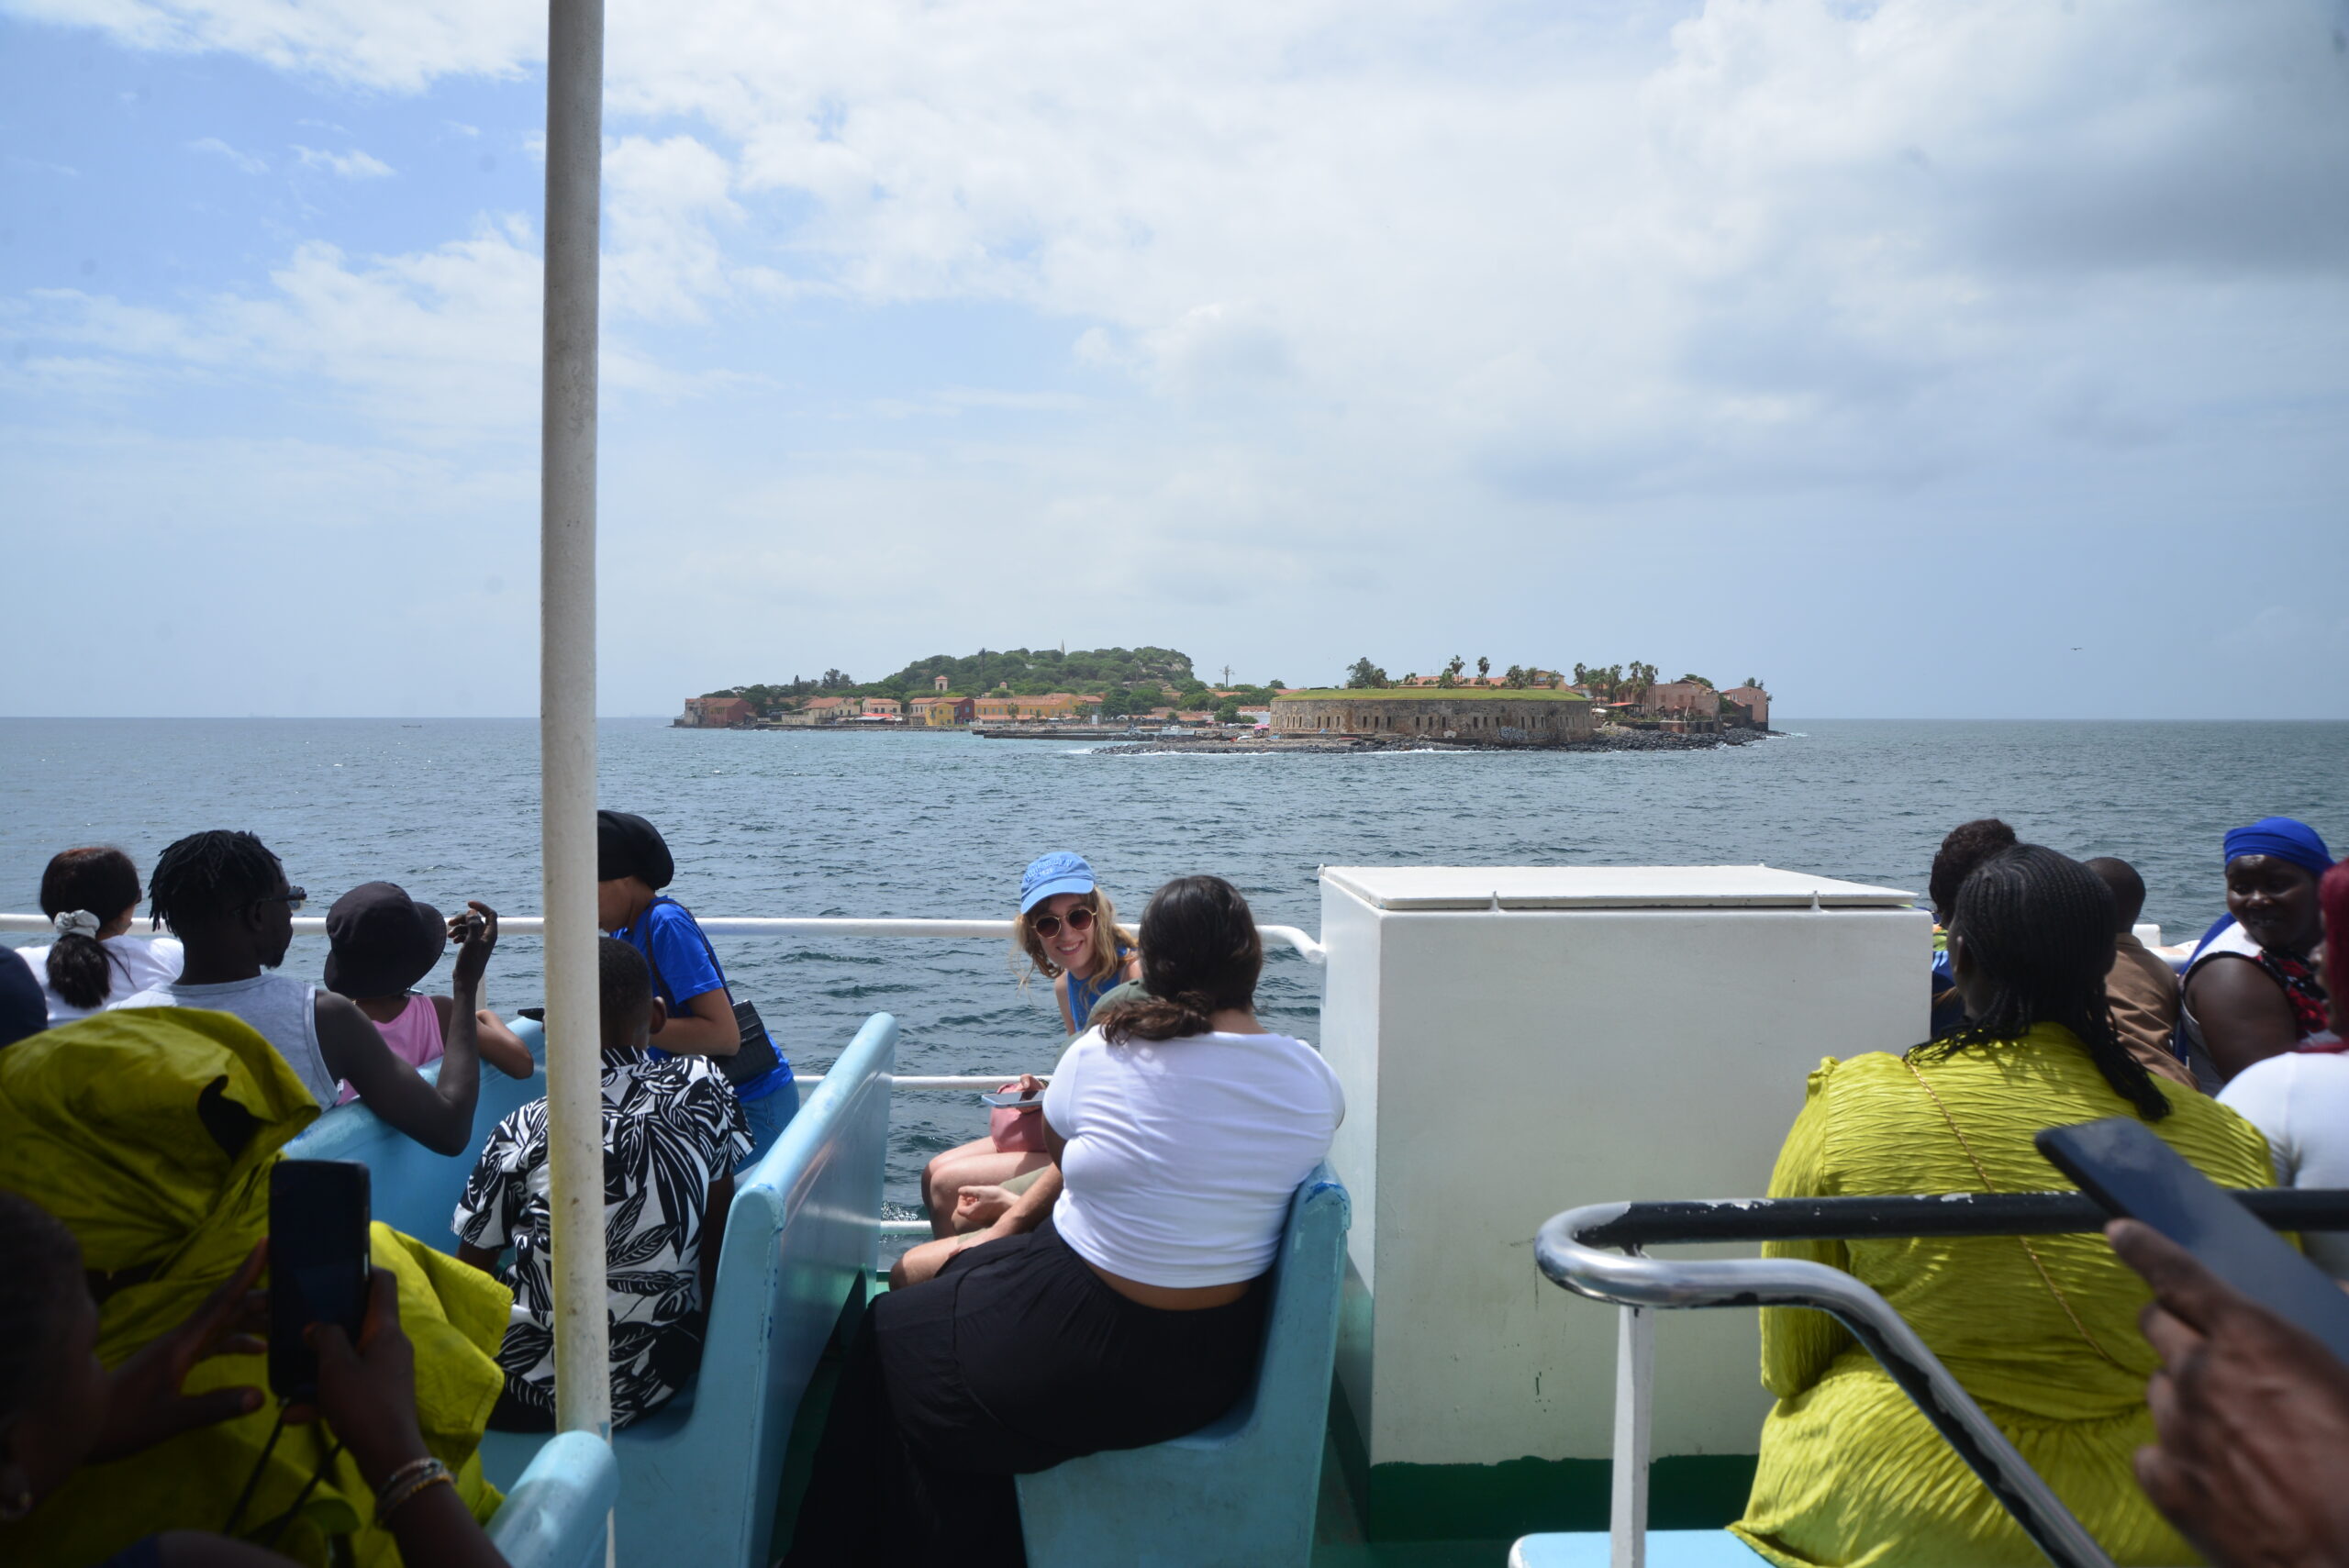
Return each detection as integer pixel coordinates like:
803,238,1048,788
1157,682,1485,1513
1732,845,2277,1568
785,875,1343,1568
17,848,181,1023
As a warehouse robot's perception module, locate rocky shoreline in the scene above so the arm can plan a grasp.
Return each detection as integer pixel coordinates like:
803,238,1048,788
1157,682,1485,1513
1091,727,1772,757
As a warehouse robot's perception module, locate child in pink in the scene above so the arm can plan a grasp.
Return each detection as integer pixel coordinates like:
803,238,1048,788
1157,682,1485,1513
326,881,535,1103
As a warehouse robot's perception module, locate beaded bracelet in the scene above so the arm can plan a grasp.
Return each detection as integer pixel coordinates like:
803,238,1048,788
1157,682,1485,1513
375,1457,453,1520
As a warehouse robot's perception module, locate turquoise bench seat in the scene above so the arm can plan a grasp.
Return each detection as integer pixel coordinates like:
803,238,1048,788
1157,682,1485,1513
486,1431,620,1568
284,1014,561,1251
1510,1529,1765,1567
1015,1163,1351,1568
475,1011,896,1568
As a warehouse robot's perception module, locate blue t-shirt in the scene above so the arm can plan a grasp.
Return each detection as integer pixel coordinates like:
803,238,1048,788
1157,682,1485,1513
618,898,790,1102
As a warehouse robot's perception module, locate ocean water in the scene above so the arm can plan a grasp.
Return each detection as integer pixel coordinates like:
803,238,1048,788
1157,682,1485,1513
4,717,2342,1215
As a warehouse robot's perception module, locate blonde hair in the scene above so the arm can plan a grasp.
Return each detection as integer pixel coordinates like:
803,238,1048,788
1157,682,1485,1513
1013,886,1136,986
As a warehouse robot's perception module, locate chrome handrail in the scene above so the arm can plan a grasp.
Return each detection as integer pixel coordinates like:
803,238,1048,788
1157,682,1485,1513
1537,1200,2118,1568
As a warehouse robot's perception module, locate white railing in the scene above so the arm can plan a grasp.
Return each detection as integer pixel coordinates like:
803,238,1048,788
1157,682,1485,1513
0,913,1328,962
4,910,1323,1240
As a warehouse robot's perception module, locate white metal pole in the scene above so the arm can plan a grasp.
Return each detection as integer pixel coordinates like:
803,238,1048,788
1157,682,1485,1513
1609,1302,1654,1568
541,0,610,1443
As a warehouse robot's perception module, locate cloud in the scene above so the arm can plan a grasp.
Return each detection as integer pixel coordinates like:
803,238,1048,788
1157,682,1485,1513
6,0,2346,716
294,143,393,179
186,134,266,173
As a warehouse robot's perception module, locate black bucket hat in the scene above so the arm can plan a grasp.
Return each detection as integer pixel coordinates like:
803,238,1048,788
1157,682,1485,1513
597,810,674,889
324,882,447,997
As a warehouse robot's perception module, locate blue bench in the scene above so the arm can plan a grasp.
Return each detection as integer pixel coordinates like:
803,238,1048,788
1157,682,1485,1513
1509,1530,1764,1567
486,1431,619,1568
475,1011,897,1568
284,1015,554,1251
1015,1163,1351,1568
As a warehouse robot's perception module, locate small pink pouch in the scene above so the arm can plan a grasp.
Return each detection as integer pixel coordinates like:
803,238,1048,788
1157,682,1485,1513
988,1084,1046,1151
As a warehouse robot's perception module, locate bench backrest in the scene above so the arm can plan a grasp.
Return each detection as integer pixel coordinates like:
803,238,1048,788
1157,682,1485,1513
284,1017,551,1250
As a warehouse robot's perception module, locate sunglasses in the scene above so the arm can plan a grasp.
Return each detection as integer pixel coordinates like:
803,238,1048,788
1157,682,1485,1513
1030,905,1096,940
250,886,308,914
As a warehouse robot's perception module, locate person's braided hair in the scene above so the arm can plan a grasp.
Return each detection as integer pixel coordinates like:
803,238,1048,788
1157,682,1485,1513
38,846,141,1011
0,1190,83,1426
1910,842,2170,1120
1929,817,2019,920
147,830,284,935
1097,875,1264,1043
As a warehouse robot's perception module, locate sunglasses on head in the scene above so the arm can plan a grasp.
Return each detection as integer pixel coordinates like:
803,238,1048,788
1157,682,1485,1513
1030,905,1096,940
249,886,307,914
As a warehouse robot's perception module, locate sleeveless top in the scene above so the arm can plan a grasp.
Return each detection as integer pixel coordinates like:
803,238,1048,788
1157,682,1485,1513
2180,919,2328,1087
1065,951,1133,1032
337,993,443,1104
117,973,339,1108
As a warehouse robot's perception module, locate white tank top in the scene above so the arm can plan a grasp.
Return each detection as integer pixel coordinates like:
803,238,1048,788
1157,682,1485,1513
117,973,339,1108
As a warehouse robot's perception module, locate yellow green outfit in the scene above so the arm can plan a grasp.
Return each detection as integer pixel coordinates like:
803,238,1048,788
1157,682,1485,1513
1731,1027,2272,1568
0,1006,512,1568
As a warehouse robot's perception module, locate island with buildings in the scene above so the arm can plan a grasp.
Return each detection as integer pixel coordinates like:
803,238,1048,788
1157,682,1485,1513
674,648,1769,751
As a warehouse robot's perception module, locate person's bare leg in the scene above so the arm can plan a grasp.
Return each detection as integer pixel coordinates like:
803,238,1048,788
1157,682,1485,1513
920,1136,997,1237
923,1144,1049,1237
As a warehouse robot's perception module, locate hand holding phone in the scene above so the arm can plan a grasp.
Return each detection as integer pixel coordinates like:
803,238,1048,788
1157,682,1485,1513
270,1160,373,1403
981,1073,1047,1110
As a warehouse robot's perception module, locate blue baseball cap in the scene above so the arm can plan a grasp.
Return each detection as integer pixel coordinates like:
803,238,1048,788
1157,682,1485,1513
1021,851,1097,914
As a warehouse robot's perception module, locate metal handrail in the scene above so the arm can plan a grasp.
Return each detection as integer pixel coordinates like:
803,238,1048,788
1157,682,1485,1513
0,913,1329,962
1574,1188,2349,1249
1536,1188,2349,1568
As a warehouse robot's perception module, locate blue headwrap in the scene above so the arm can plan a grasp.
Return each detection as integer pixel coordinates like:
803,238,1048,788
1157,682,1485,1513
2222,817,2334,878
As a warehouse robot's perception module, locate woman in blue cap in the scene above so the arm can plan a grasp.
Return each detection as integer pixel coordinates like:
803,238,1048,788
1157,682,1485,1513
916,852,1139,1239
2179,817,2334,1085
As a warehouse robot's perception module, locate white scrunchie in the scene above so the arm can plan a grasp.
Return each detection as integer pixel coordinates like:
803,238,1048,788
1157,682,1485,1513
51,909,102,940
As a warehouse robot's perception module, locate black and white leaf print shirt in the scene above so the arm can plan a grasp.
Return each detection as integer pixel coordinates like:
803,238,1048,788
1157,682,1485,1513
454,1045,752,1428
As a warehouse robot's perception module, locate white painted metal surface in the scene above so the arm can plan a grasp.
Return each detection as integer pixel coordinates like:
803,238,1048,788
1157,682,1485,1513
1319,864,1917,911
540,0,609,1446
1320,863,1929,1472
1611,1303,1653,1568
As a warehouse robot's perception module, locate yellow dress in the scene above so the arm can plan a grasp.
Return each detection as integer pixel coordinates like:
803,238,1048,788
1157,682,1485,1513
1730,1026,2273,1568
0,1006,512,1568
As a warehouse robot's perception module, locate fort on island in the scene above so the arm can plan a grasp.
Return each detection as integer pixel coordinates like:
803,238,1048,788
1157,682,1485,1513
1270,688,1597,745
673,646,1771,748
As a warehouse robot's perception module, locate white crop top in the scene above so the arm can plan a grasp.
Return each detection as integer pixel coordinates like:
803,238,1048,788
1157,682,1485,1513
1042,1026,1343,1289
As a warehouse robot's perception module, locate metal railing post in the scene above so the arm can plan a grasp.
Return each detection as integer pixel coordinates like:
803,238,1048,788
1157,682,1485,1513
1609,1299,1653,1568
540,0,610,1459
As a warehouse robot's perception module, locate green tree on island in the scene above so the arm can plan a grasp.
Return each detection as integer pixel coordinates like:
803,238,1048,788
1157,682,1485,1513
1344,657,1389,688
1477,656,1490,681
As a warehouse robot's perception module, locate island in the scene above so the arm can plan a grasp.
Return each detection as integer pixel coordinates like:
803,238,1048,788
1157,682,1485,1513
674,648,1771,751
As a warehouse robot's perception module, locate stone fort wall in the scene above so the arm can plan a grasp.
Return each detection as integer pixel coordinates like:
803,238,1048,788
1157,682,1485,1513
1270,694,1595,745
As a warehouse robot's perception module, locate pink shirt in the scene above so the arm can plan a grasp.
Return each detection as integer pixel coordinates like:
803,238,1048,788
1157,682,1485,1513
336,993,444,1105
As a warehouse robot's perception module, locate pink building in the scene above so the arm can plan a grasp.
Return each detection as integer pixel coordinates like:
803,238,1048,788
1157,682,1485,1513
1720,685,1770,728
1640,682,1717,719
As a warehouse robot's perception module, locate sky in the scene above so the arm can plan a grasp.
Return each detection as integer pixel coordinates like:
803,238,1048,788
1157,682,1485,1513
2,0,2344,718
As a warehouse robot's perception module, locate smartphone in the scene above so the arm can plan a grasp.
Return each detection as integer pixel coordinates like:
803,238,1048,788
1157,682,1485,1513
270,1160,373,1402
980,1090,1042,1109
2036,1118,2349,1365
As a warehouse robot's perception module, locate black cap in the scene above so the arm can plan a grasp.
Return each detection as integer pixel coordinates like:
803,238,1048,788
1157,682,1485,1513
597,811,674,890
324,882,447,997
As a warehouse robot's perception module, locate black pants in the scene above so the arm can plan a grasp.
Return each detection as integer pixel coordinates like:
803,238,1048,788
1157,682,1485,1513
783,1219,1267,1568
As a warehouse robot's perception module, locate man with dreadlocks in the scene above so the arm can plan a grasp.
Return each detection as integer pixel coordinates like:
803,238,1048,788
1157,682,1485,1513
117,829,496,1155
1731,844,2274,1568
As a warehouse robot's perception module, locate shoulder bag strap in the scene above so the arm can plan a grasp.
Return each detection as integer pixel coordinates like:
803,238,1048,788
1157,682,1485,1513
1900,1055,2125,1370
